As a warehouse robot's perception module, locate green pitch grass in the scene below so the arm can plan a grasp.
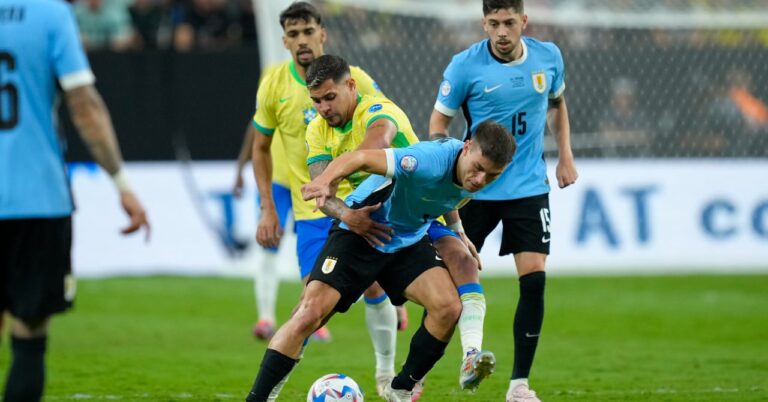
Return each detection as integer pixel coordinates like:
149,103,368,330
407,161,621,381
2,274,767,401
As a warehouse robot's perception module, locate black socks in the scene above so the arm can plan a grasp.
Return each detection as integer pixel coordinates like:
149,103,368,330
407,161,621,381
245,348,297,402
3,336,47,402
512,271,546,379
391,323,448,391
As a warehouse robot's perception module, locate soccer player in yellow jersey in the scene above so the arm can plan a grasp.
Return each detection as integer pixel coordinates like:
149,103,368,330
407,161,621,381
305,54,498,397
247,1,403,390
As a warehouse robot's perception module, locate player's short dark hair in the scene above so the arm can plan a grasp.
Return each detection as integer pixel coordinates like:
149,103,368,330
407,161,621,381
471,120,516,166
306,55,350,89
280,1,323,28
483,0,524,15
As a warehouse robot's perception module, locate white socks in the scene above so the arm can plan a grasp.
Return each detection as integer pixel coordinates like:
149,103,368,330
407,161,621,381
457,283,486,356
364,295,397,375
255,251,279,323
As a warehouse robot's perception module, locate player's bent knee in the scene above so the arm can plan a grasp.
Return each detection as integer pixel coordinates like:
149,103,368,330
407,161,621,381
428,296,462,328
451,252,479,282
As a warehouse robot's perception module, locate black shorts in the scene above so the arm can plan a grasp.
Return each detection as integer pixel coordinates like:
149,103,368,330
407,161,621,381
1,217,74,321
308,226,445,313
459,193,551,256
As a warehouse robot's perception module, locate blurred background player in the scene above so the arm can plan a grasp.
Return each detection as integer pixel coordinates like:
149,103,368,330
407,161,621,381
0,1,150,401
232,117,292,341
429,1,578,401
249,2,403,372
304,54,495,397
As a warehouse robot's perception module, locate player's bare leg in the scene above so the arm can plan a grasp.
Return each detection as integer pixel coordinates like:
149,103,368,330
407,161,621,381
434,235,495,392
3,317,49,402
506,251,547,402
362,281,398,397
383,267,461,401
246,281,339,401
301,274,333,343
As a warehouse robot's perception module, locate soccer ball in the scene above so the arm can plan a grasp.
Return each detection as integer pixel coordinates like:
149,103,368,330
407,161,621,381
307,373,364,402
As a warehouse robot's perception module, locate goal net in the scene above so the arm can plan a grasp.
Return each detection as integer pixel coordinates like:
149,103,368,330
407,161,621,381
311,0,768,158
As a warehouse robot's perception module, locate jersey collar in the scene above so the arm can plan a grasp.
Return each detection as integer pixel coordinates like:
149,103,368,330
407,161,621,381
486,38,528,67
289,61,306,85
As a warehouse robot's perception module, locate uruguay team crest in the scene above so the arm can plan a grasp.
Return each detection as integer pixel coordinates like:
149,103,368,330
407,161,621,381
532,71,547,94
321,257,338,274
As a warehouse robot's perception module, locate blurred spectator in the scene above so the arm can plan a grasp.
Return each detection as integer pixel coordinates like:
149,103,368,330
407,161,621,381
75,0,134,51
172,0,238,51
598,77,652,156
725,68,768,155
129,0,166,50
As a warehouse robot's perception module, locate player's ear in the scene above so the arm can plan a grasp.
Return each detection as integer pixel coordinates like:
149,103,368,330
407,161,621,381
320,27,327,44
347,77,356,92
282,34,288,49
521,14,528,30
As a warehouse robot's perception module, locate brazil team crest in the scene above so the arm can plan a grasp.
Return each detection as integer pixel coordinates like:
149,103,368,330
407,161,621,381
532,71,547,94
321,257,338,274
304,107,317,124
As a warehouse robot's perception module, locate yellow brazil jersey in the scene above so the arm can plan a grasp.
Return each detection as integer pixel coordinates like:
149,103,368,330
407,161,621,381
252,60,382,220
305,94,420,199
255,64,289,187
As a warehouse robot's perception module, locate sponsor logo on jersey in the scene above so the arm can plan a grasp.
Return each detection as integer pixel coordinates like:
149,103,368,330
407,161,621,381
321,257,338,274
368,103,383,113
400,155,418,173
532,71,547,94
440,80,451,96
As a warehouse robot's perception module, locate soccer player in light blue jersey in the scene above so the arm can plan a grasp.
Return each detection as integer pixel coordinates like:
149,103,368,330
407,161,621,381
244,121,515,402
429,1,578,401
0,1,149,400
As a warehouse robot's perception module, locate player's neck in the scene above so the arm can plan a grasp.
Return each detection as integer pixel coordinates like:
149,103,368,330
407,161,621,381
488,39,524,63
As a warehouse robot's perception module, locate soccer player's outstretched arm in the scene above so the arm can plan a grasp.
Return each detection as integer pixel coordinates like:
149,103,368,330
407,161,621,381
302,149,388,208
547,96,578,188
308,160,393,246
65,84,150,238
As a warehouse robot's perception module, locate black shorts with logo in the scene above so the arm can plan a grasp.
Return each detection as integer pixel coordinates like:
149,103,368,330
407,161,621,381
1,217,75,321
308,225,445,313
459,193,551,256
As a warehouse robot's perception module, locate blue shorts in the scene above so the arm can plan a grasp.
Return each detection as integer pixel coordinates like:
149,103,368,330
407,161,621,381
256,183,292,253
427,220,460,242
295,217,334,279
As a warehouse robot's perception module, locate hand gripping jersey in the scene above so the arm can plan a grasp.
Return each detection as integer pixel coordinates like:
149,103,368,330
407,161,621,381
435,37,566,201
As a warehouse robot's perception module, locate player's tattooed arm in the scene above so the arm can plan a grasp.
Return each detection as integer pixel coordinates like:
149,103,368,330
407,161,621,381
308,159,393,247
309,160,348,220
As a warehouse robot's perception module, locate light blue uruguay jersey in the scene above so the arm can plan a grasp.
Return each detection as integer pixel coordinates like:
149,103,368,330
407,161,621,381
434,37,565,201
343,139,473,253
0,0,95,219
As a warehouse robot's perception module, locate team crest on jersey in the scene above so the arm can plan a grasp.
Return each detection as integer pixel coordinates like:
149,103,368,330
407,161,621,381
400,155,418,173
304,107,317,124
368,103,383,113
321,257,338,274
532,71,547,94
440,80,451,97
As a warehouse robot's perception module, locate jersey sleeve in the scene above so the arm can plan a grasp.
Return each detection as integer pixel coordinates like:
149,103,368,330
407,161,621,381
305,117,331,165
51,4,95,90
363,101,402,131
351,66,384,98
549,44,566,99
252,74,277,136
434,54,469,117
385,143,447,183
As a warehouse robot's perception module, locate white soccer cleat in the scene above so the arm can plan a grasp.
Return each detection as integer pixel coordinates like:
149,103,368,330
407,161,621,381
459,349,496,391
506,383,542,402
381,382,412,402
376,373,394,398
